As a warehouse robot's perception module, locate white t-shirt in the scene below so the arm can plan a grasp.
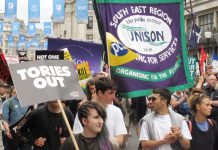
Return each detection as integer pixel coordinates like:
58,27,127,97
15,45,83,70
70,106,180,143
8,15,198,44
139,114,192,150
73,104,127,139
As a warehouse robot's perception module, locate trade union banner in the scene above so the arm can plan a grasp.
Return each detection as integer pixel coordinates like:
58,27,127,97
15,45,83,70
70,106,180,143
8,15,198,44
94,0,192,97
9,60,86,106
48,38,103,75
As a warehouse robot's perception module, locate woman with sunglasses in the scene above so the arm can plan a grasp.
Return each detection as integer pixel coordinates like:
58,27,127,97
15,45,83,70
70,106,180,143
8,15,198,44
188,88,218,150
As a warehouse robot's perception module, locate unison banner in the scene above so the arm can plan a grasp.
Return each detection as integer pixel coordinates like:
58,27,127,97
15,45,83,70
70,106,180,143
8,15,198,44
9,60,86,106
48,38,103,75
28,0,40,23
5,0,17,20
53,0,65,23
94,0,192,97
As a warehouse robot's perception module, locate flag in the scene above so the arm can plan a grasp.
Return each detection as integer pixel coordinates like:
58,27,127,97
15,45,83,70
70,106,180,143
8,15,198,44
199,47,207,74
212,52,218,73
212,52,218,61
189,22,201,48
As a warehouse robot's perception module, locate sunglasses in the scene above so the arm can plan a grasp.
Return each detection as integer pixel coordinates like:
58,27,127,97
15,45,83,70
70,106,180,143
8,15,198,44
148,96,157,102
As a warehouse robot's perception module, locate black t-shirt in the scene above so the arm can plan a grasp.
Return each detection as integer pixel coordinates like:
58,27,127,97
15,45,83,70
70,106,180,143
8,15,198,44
203,85,218,118
60,134,100,150
21,106,74,150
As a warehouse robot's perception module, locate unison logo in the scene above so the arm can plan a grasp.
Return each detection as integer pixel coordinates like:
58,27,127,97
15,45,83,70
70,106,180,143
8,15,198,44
117,15,172,55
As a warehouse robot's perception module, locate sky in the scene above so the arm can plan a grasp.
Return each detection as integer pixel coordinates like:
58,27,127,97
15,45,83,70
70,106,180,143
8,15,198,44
0,0,53,28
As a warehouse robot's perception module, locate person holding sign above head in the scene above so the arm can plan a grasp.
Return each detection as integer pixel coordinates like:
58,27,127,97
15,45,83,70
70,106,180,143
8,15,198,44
139,88,192,150
60,101,115,150
73,77,127,148
20,101,74,150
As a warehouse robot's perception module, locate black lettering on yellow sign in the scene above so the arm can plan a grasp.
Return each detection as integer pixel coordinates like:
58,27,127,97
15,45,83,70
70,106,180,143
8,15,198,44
77,62,92,80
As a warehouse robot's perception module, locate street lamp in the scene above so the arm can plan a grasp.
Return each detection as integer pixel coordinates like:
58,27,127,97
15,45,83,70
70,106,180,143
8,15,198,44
204,31,212,53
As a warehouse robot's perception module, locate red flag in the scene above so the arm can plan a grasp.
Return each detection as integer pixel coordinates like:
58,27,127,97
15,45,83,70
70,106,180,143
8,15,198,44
199,47,207,74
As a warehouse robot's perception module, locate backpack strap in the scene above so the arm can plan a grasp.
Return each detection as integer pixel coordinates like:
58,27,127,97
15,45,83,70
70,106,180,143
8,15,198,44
207,119,214,127
188,120,193,133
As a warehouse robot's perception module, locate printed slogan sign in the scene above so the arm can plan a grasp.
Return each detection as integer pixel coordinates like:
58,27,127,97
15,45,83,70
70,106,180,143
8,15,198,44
35,50,64,60
95,0,192,97
188,57,196,82
9,60,86,106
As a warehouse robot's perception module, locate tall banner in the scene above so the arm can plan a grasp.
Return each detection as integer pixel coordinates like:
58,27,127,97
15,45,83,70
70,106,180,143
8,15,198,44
8,34,14,48
12,22,20,37
28,23,36,36
94,0,192,97
0,21,3,35
18,34,26,50
53,0,65,23
48,38,103,75
30,39,39,49
28,0,40,23
9,60,86,106
5,0,17,20
76,0,88,24
44,22,52,36
0,36,2,47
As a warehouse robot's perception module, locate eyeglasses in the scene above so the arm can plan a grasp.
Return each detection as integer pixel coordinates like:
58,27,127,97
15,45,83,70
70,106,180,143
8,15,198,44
148,96,157,102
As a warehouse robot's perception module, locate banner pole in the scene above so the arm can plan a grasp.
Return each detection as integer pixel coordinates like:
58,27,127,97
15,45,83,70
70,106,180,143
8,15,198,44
57,100,79,150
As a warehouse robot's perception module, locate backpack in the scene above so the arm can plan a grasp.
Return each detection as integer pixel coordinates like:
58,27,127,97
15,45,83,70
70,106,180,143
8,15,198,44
8,98,32,143
172,94,190,115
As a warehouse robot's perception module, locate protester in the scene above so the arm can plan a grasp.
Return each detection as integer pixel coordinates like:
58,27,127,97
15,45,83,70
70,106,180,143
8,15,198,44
188,88,218,150
20,101,74,150
60,101,115,150
85,79,96,101
2,86,31,150
73,77,127,148
129,96,147,137
197,73,218,124
171,90,190,119
139,88,191,150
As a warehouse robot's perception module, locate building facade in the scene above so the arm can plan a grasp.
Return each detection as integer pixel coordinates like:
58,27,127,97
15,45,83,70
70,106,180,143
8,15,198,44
184,0,218,57
53,0,101,43
53,0,218,55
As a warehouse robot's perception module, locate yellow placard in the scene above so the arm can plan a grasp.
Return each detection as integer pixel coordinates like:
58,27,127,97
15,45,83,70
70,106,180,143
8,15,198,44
76,62,92,81
61,48,72,60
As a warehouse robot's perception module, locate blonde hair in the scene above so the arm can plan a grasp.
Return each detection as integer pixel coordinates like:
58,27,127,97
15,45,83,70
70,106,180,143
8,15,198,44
188,88,209,113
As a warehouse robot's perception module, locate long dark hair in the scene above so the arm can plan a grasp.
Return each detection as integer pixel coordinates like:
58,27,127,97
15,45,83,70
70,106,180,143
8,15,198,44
85,79,95,101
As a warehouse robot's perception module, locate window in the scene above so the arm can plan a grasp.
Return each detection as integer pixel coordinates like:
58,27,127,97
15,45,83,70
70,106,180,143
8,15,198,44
86,34,93,42
186,18,196,34
88,0,93,10
87,16,93,29
199,13,214,37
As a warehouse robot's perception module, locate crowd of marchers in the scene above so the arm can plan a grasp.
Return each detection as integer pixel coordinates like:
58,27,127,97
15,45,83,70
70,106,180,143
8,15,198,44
0,67,218,150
